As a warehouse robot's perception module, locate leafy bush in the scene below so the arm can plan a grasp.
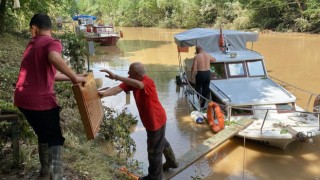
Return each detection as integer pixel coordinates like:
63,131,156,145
55,31,88,74
100,106,138,157
294,18,311,32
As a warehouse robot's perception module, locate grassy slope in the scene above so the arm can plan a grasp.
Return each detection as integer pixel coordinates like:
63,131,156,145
0,33,128,180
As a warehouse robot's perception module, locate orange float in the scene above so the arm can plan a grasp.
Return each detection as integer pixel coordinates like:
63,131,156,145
219,27,225,52
207,102,225,133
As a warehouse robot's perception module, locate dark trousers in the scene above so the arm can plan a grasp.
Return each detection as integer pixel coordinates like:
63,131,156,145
18,106,65,147
145,124,171,180
195,70,211,107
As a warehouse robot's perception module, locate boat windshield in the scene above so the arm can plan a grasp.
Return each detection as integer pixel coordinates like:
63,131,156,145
247,60,265,77
210,63,226,79
79,18,94,25
210,59,266,79
227,62,246,77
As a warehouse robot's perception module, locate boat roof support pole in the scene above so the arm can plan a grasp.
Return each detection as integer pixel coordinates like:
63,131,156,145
260,109,269,134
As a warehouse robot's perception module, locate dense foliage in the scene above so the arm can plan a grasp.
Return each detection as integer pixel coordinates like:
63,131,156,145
0,0,319,34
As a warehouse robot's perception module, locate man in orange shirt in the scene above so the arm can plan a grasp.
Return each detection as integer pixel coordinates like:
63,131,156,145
99,62,178,179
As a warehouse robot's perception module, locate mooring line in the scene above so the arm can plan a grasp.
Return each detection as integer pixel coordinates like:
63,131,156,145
243,132,247,180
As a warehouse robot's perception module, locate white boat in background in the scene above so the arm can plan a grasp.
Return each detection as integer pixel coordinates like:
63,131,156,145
72,14,123,46
85,25,123,46
174,28,320,149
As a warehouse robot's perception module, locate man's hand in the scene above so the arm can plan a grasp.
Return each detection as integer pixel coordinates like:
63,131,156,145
72,75,87,86
97,86,123,98
100,69,117,80
98,91,106,98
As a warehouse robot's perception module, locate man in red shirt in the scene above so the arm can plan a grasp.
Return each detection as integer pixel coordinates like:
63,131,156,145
14,14,86,179
99,62,178,179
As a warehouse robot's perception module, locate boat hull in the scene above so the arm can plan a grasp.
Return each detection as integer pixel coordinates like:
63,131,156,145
99,36,120,46
85,36,120,46
237,133,295,149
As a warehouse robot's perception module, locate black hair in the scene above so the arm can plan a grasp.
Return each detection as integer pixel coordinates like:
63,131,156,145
195,45,202,54
29,13,52,30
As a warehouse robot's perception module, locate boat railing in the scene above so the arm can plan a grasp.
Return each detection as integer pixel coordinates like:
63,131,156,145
259,109,320,134
228,106,320,133
267,78,292,98
210,84,231,102
182,72,211,105
269,76,319,111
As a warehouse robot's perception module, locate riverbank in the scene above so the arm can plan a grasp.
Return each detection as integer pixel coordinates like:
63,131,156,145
0,33,137,179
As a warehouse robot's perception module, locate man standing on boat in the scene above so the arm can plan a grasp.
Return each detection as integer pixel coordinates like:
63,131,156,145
99,62,178,180
191,45,216,108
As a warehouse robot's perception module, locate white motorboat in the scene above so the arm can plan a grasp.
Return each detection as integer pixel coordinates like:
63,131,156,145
174,28,320,149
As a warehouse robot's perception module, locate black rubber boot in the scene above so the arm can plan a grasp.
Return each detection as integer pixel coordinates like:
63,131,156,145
38,143,50,179
49,146,63,180
163,147,178,171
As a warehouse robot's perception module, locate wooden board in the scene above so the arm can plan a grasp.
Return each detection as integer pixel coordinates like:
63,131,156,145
163,119,253,180
72,73,104,140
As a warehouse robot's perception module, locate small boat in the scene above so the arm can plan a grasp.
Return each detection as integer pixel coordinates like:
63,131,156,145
174,28,320,149
85,25,123,46
72,14,122,46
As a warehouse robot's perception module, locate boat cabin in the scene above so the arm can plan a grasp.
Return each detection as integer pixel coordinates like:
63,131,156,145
92,26,115,33
72,14,97,32
174,28,320,149
176,28,296,113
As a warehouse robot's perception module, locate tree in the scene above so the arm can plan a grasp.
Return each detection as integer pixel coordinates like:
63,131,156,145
0,0,7,34
0,0,73,34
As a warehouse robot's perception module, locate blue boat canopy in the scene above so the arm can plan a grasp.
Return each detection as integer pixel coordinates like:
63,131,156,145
72,15,97,21
174,28,259,53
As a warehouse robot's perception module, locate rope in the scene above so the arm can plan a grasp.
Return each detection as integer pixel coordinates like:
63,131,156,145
181,71,212,103
242,132,247,180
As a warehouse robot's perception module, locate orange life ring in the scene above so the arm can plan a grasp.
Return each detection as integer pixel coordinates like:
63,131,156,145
207,102,225,133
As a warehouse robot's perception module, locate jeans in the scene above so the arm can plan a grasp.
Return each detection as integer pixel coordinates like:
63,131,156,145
144,124,171,180
19,106,65,147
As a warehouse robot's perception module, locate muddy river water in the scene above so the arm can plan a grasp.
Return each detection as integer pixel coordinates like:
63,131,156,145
90,27,320,180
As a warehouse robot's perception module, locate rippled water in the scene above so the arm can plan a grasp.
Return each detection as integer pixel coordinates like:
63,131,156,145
90,27,320,180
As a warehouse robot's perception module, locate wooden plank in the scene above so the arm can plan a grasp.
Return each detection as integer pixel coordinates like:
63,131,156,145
273,123,310,143
163,119,253,180
72,73,104,140
0,114,19,121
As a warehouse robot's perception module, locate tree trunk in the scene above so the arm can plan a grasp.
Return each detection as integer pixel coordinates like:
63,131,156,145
295,0,304,17
0,0,7,34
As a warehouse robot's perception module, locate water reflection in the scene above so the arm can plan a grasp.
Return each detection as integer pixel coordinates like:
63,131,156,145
91,27,320,179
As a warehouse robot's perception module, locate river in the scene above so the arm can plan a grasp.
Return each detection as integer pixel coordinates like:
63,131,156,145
90,27,320,180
